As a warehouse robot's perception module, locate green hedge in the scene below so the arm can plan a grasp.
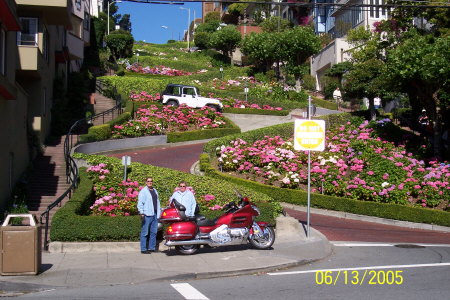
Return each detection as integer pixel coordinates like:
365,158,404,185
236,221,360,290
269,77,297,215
51,170,142,241
79,112,132,143
312,96,338,110
51,161,280,241
167,115,241,143
200,154,450,227
223,107,290,116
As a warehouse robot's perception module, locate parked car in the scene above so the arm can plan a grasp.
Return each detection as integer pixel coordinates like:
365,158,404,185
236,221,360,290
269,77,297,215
161,84,223,112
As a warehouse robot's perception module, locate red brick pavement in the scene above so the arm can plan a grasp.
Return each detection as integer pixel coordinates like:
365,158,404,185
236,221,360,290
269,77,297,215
110,143,450,244
109,143,205,173
285,208,450,244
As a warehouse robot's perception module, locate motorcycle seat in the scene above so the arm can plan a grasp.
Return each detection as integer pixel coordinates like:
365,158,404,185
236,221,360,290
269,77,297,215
195,215,217,227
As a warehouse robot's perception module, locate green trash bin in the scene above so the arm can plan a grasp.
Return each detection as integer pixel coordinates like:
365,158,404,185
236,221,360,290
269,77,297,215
0,214,41,275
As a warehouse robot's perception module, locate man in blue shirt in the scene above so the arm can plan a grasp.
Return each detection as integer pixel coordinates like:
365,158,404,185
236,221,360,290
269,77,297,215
170,181,197,217
137,177,160,254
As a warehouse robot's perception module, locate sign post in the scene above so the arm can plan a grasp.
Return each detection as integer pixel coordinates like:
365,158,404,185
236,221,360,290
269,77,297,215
294,97,325,238
121,156,131,181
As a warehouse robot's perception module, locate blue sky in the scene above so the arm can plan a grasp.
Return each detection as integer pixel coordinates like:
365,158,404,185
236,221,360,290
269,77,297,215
116,1,202,44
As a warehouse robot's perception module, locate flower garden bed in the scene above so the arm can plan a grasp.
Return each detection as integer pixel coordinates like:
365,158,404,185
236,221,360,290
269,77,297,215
51,157,281,242
111,104,228,138
200,114,450,227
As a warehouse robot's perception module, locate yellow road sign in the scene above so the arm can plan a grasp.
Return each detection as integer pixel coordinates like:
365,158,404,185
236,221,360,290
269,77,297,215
294,119,326,151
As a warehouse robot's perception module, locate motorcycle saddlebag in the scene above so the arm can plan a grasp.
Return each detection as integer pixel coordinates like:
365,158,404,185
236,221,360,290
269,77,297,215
165,221,197,240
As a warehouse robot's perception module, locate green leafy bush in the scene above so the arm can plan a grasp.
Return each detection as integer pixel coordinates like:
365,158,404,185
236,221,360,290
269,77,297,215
51,159,281,242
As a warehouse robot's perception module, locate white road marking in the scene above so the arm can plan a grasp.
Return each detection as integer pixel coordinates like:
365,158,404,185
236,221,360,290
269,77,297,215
171,283,209,300
332,242,450,247
267,262,450,276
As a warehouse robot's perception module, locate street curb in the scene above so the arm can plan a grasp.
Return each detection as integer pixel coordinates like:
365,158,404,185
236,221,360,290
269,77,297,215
281,202,450,233
156,259,316,282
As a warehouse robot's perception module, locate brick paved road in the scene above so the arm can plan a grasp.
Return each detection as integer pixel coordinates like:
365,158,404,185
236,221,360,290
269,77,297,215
111,143,450,244
109,143,205,173
285,208,450,244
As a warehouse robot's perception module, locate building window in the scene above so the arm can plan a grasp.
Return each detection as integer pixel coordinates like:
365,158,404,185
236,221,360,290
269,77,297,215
84,12,90,30
17,18,38,46
0,25,6,75
75,0,82,10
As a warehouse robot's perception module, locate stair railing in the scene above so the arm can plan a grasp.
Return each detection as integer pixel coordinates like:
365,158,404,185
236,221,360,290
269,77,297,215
40,79,123,250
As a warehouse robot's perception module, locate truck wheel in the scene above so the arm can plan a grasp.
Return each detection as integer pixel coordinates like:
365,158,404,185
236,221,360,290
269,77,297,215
206,104,219,112
167,100,178,107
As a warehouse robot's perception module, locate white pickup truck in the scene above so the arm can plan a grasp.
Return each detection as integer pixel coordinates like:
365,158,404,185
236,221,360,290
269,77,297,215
161,84,223,112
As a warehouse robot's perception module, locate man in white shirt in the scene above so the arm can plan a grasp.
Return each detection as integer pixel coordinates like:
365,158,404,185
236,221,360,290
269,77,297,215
170,181,197,217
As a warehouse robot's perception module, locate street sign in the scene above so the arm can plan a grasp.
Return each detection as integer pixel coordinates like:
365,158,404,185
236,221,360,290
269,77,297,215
121,156,131,166
294,119,326,151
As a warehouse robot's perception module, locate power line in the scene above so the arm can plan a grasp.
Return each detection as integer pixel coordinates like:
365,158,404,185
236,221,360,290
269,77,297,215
120,0,450,9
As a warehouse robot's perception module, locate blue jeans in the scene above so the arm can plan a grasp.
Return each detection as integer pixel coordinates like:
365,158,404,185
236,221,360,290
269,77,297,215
140,215,158,251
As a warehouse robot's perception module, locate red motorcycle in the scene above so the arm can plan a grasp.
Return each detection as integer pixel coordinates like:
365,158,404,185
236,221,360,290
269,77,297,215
160,193,275,255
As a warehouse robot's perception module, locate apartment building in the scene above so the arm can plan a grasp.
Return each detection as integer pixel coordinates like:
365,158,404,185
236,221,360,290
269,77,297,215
0,0,28,213
69,0,91,72
1,0,91,213
310,0,388,90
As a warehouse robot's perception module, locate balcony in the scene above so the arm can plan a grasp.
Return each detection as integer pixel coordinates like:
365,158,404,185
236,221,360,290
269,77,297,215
16,0,71,27
67,32,83,60
17,46,45,78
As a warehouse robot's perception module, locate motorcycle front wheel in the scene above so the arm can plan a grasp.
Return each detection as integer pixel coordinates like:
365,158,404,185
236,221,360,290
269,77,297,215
175,244,199,255
249,227,275,249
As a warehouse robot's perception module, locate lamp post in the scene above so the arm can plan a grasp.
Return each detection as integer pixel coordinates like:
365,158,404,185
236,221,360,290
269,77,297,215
107,0,122,35
180,7,190,50
244,86,249,102
161,25,173,40
220,66,223,80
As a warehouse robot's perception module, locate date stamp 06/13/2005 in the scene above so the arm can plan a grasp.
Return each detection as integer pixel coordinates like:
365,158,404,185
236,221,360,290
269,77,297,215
315,270,404,285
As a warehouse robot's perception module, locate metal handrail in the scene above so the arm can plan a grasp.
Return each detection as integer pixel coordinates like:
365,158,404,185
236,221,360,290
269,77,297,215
40,79,123,250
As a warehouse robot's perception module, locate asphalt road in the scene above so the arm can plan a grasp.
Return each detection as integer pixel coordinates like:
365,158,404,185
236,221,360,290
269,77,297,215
18,244,450,299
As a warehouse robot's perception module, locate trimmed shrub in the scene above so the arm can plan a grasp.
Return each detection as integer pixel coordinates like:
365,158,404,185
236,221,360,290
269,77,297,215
167,115,241,143
201,153,450,227
51,161,281,242
223,107,289,116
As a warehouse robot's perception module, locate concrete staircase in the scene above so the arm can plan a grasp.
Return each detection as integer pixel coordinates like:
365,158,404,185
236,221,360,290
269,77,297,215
27,136,70,227
92,92,118,126
27,91,117,248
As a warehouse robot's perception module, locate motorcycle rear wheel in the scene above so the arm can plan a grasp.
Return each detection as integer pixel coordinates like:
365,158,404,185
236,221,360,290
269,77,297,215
249,227,275,249
175,244,199,255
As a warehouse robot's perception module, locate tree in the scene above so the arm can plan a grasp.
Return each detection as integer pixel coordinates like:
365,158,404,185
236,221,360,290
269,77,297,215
242,26,320,86
105,30,134,62
194,32,210,49
195,21,220,34
118,14,132,32
204,11,221,23
208,26,241,57
280,26,321,88
260,16,293,32
386,31,450,158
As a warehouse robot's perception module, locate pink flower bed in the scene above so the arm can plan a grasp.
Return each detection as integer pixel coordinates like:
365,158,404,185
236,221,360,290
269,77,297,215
216,120,450,209
86,165,224,216
129,91,161,102
112,104,227,138
126,63,192,76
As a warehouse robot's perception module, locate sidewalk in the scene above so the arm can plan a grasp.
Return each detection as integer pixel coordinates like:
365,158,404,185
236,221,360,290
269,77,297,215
0,216,331,292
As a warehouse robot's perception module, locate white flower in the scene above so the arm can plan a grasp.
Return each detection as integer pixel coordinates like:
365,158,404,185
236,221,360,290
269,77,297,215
232,159,238,164
294,178,300,183
381,182,389,188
